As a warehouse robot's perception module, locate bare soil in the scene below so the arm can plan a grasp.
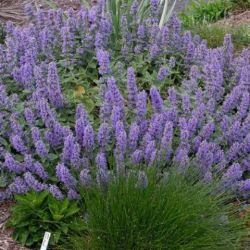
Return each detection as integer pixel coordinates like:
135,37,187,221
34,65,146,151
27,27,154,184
0,0,85,24
219,10,250,26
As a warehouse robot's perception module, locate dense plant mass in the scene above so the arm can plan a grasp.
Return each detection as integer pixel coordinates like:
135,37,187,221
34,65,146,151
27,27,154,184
68,172,245,250
0,0,250,202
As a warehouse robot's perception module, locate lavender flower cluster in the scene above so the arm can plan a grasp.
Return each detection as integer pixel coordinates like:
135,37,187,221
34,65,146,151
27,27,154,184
0,1,250,200
0,1,202,100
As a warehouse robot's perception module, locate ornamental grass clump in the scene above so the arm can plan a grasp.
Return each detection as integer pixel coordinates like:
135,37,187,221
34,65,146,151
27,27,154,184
66,171,246,250
1,0,250,201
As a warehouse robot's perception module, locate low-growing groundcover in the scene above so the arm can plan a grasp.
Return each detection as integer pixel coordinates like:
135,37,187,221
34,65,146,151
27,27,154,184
64,172,246,250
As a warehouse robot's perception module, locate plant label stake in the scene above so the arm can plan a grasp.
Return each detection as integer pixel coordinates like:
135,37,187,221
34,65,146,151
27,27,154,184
40,232,51,250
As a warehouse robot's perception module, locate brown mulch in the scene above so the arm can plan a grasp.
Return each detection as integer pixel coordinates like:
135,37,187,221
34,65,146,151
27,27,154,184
0,202,29,250
218,10,250,26
0,0,94,25
0,0,34,24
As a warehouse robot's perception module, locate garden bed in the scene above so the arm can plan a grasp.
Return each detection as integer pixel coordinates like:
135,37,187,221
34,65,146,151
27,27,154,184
0,0,250,249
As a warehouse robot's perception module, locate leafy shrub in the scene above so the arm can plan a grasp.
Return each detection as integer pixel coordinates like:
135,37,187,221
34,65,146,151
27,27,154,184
7,191,85,248
67,171,246,250
180,0,233,27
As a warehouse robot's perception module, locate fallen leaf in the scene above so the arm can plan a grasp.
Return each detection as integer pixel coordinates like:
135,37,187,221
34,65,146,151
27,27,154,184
74,85,85,96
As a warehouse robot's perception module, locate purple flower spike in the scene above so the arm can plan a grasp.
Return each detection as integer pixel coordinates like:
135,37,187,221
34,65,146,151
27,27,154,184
62,134,74,162
237,180,250,198
97,122,110,150
136,91,147,119
11,134,27,154
111,106,123,129
61,25,74,55
128,122,140,151
71,143,81,168
80,169,92,186
24,108,35,126
226,142,241,163
67,189,80,200
150,86,164,113
96,152,109,185
182,95,190,113
4,153,23,174
24,172,47,192
83,124,95,151
33,162,49,180
96,49,111,75
35,140,49,158
115,121,127,155
157,66,168,82
145,140,157,165
47,62,64,108
222,163,243,188
76,103,89,121
131,150,143,165
48,184,64,200
174,148,189,170
9,177,29,194
160,121,173,161
107,77,124,110
56,163,76,188
127,67,138,109
237,92,249,120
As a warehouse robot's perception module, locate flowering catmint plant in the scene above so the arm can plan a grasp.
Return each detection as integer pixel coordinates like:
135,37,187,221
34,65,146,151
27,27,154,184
1,1,250,202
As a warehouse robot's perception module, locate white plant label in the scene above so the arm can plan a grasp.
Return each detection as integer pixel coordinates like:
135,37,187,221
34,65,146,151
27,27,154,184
40,232,51,250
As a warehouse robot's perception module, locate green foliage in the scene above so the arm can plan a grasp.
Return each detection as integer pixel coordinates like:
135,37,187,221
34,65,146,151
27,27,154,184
189,23,250,50
7,191,86,248
58,60,100,116
67,171,246,250
180,0,233,27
